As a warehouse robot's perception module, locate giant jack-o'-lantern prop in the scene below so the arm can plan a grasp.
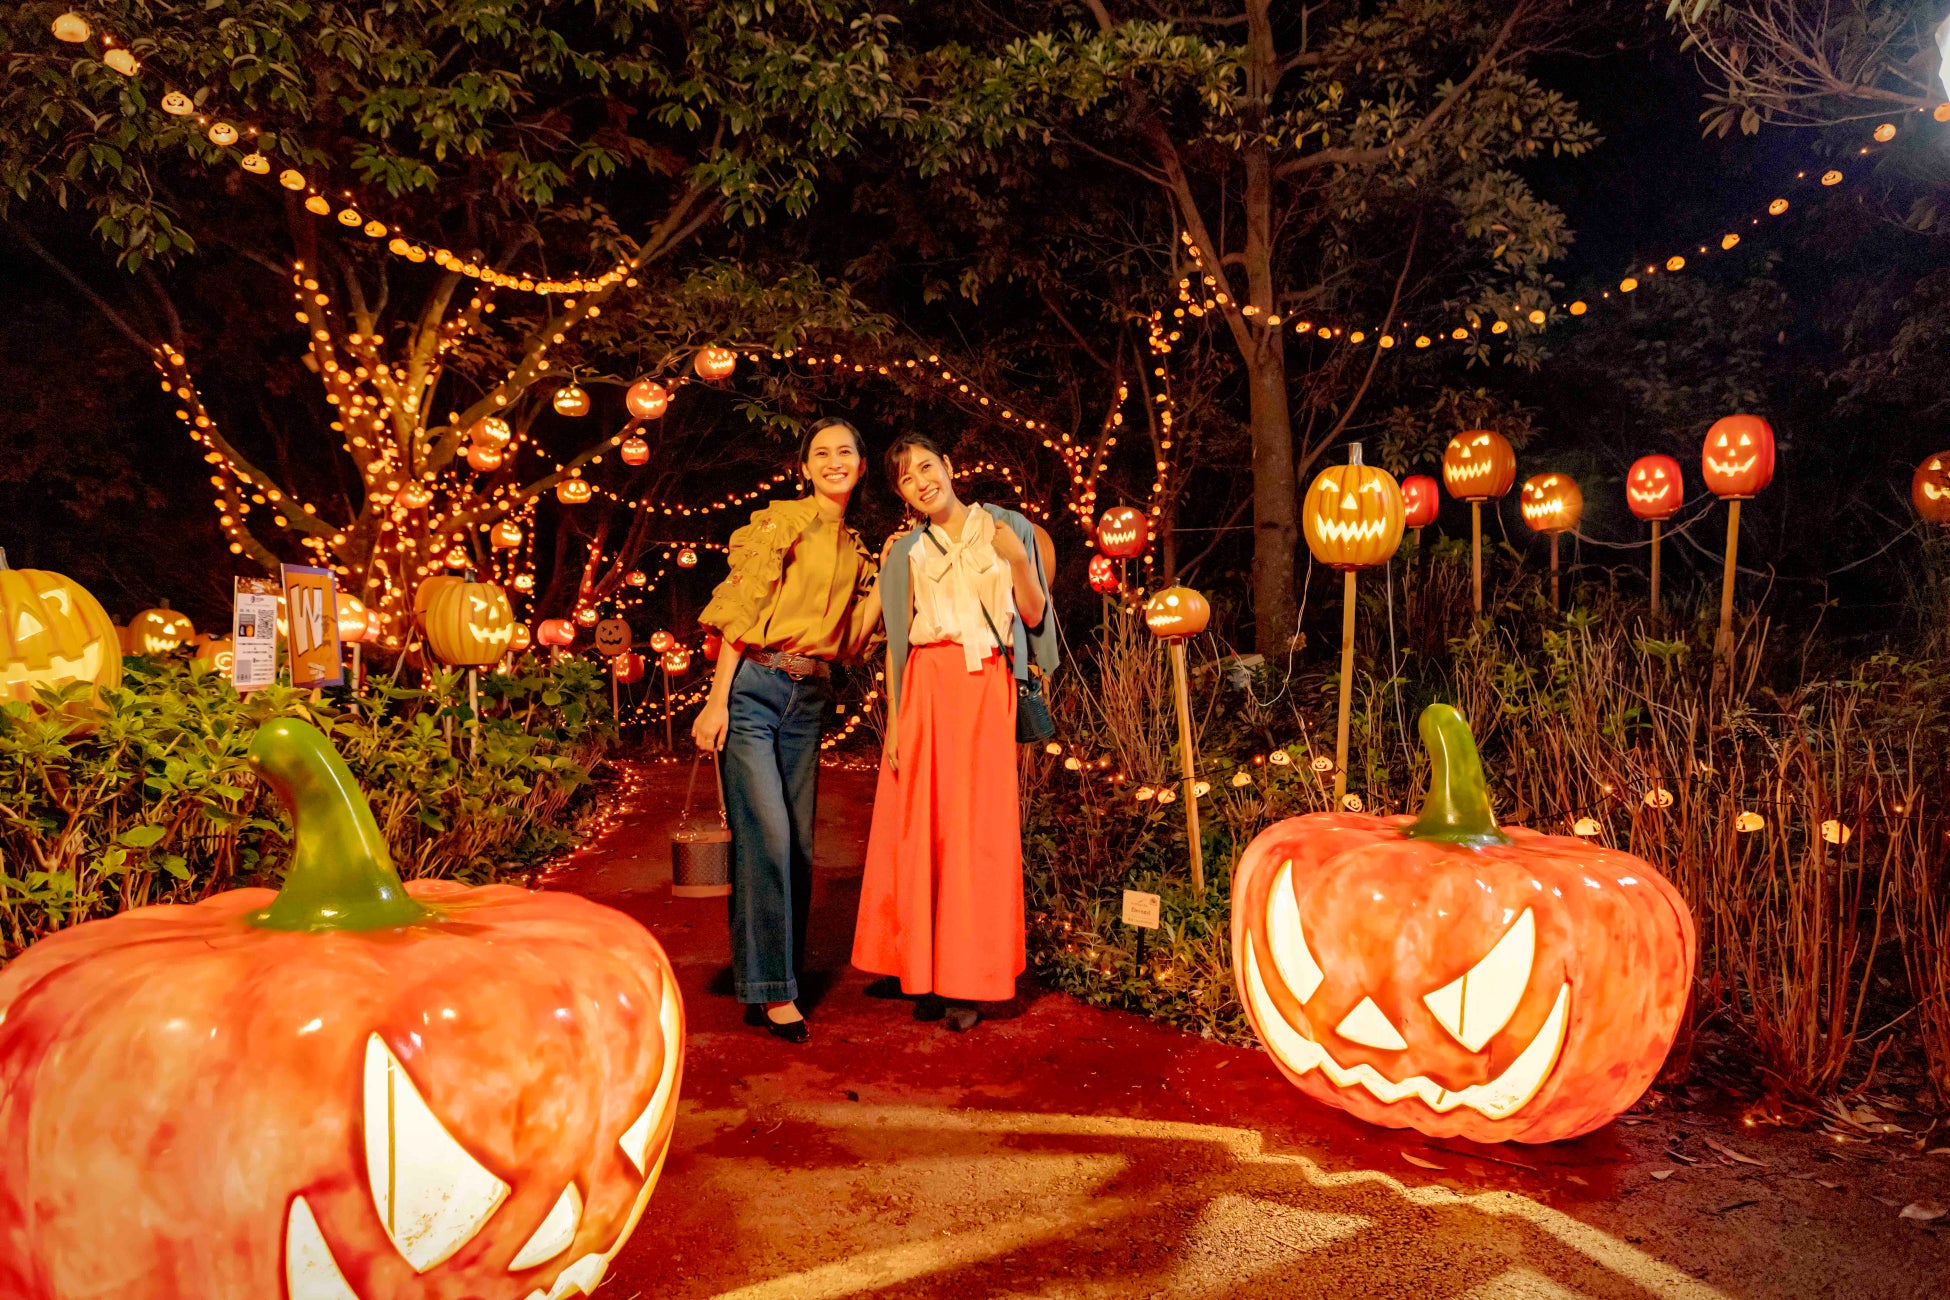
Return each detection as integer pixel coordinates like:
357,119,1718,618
1701,415,1774,499
420,579,516,667
130,604,196,656
1519,474,1582,534
1441,430,1515,502
624,379,669,421
1095,507,1149,560
1911,452,1950,525
0,561,122,707
1400,475,1440,532
1231,704,1694,1144
1302,463,1406,570
0,719,683,1299
1626,455,1683,521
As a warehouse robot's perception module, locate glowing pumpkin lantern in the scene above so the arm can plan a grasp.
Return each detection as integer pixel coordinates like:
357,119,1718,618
508,623,532,654
1401,475,1440,530
420,579,516,667
1302,463,1405,570
552,385,591,418
648,630,675,655
0,561,121,707
490,520,523,550
612,652,645,684
0,718,683,1299
469,416,513,449
1088,554,1118,593
1441,430,1516,502
335,595,372,645
1143,587,1210,640
399,483,434,509
1701,415,1775,499
1911,452,1950,525
625,570,648,588
466,444,505,473
537,619,576,648
1519,474,1582,534
556,478,593,505
693,347,737,381
574,608,600,628
625,379,670,420
663,648,691,674
1231,704,1694,1144
129,605,196,656
1626,455,1684,521
620,436,650,467
1096,507,1150,560
195,636,235,675
676,548,698,569
702,632,722,662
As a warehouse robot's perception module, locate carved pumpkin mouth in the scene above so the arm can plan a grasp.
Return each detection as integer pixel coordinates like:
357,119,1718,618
1448,458,1494,480
1627,487,1668,504
1242,862,1570,1121
1926,483,1949,502
1705,454,1756,477
282,987,681,1298
1310,517,1390,544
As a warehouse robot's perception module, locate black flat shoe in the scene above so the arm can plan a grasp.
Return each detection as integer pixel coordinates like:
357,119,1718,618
944,1003,981,1033
863,976,909,1000
913,994,946,1022
744,1003,810,1044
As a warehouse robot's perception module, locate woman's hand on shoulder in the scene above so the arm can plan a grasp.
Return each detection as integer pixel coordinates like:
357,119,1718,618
991,521,1029,568
880,529,905,565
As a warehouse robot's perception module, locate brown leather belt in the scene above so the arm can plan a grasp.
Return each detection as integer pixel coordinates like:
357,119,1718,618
743,645,830,680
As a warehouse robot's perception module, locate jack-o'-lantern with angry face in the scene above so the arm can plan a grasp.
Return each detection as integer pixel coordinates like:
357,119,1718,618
1518,473,1582,535
1441,430,1515,502
1626,455,1683,521
0,719,684,1299
1911,452,1950,526
1095,507,1149,560
1231,705,1694,1144
1701,415,1774,499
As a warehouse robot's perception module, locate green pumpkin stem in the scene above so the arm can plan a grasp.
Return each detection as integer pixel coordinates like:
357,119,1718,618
1404,703,1513,848
247,718,429,931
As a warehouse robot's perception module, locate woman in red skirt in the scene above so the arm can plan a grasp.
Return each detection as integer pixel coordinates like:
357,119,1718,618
852,433,1058,1031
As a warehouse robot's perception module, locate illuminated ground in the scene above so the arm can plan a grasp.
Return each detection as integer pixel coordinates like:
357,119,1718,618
544,760,1949,1299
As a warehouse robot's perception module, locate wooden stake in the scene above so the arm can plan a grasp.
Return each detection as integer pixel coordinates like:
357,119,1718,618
1715,498,1742,663
1649,518,1663,620
662,663,674,754
1168,638,1204,899
1334,570,1357,801
467,667,479,761
1470,501,1484,615
1549,532,1561,612
611,665,620,725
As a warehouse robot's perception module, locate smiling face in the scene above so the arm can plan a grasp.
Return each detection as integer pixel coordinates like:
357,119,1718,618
1441,430,1515,501
1302,464,1406,569
802,425,864,508
1625,455,1683,521
893,446,958,521
1519,474,1583,535
1912,453,1950,525
1230,813,1695,1143
1700,414,1775,498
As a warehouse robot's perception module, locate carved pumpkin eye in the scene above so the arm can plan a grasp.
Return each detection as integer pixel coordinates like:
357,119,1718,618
1422,909,1537,1051
1359,480,1380,494
1335,996,1408,1050
1737,432,1752,447
363,1033,510,1271
1267,860,1324,1002
1932,459,1944,472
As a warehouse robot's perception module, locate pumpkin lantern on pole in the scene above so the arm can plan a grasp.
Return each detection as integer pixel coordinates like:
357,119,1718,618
1143,585,1211,898
0,718,685,1298
536,618,576,649
1302,447,1406,804
1625,455,1684,618
1096,505,1150,597
1518,473,1583,612
1911,452,1950,526
1230,703,1695,1144
129,603,197,657
1400,474,1440,547
1702,415,1775,664
0,552,122,710
419,576,517,759
1441,430,1516,615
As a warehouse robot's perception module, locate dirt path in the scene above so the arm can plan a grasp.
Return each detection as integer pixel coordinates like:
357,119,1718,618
543,759,1949,1299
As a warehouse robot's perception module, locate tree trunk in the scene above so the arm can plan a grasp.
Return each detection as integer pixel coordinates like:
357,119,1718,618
1247,351,1296,655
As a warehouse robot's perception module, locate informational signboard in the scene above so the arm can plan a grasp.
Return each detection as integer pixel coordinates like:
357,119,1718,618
280,564,343,689
1121,889,1161,930
231,577,280,692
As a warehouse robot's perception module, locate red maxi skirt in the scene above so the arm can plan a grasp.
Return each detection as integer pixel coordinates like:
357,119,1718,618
852,642,1025,1002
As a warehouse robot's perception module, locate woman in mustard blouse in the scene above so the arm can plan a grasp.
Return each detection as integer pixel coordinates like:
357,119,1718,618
694,419,881,1043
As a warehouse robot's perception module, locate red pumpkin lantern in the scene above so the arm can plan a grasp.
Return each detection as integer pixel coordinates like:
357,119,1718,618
1088,554,1118,593
0,719,682,1298
1518,473,1583,534
1701,414,1774,499
648,630,675,655
1911,452,1950,525
625,379,670,421
466,444,505,473
1626,455,1684,521
1231,705,1694,1144
702,631,722,662
1401,475,1440,530
556,478,593,505
693,347,736,381
612,651,645,684
619,436,650,467
625,570,648,588
1441,430,1516,502
1095,506,1149,559
536,618,576,647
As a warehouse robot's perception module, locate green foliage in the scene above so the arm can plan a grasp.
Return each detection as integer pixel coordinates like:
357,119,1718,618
0,653,610,961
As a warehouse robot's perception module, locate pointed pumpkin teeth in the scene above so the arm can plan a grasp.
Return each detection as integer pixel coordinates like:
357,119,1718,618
509,1183,583,1271
363,1034,510,1272
285,1196,360,1300
619,981,683,1175
1310,518,1388,543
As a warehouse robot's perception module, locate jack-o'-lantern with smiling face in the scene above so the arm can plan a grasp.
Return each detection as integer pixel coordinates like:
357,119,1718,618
1518,473,1582,535
1303,464,1405,570
1095,507,1149,559
1441,430,1516,502
1626,455,1684,521
0,719,684,1300
1911,452,1950,525
1231,705,1694,1144
1701,414,1775,499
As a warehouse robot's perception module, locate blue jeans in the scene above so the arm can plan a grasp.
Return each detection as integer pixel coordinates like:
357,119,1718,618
720,658,832,1003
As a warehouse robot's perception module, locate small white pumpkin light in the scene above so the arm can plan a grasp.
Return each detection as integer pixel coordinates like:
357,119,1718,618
1734,811,1765,833
1573,817,1602,837
161,91,195,116
51,13,90,42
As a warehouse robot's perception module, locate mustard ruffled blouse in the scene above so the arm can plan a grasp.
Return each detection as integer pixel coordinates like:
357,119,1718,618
699,497,879,661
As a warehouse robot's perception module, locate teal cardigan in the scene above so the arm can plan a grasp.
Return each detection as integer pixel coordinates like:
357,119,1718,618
879,504,1059,715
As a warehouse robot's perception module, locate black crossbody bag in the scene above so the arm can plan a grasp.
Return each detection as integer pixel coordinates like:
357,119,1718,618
922,524,1057,746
